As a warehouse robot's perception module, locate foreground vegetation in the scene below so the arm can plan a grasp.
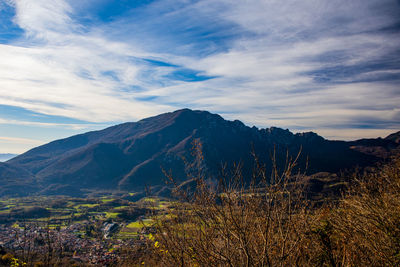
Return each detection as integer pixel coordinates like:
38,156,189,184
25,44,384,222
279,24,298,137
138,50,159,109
1,152,400,266
133,155,400,266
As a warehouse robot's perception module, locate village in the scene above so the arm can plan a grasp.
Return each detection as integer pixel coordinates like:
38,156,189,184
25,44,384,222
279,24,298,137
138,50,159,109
0,195,163,265
0,220,155,265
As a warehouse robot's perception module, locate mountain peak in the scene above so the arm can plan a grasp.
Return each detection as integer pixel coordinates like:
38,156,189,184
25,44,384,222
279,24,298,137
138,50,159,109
2,109,398,197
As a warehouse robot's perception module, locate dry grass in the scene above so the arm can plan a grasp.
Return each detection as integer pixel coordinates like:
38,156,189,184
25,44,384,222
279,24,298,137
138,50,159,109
328,157,400,266
123,143,400,267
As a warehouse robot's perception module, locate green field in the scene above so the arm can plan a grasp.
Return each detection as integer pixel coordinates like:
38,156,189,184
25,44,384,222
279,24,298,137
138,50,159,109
0,195,171,239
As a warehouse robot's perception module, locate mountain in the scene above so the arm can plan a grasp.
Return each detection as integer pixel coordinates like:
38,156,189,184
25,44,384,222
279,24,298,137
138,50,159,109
385,131,400,144
348,131,400,158
0,153,18,162
2,109,399,197
0,162,37,196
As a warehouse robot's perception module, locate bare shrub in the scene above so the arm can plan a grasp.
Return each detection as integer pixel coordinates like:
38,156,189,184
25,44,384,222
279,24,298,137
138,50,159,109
329,156,400,266
141,145,322,267
122,143,400,267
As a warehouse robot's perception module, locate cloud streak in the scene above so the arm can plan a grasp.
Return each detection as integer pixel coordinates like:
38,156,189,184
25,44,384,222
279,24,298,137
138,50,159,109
0,136,43,145
0,0,399,153
0,117,106,130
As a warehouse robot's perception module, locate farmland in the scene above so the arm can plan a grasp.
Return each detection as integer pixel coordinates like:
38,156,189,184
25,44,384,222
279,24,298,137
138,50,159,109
0,194,172,265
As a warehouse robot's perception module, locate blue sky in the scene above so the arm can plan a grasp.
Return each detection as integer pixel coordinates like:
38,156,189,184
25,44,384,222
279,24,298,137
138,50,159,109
0,0,399,153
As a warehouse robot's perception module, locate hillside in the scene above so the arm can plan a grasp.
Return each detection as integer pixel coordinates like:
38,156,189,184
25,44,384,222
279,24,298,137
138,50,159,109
2,109,399,196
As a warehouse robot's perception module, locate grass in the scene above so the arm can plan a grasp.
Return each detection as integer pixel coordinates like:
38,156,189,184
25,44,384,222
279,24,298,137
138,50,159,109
74,203,99,209
11,222,21,229
104,212,120,218
126,219,153,229
126,221,143,228
141,197,158,203
113,206,129,210
101,198,114,203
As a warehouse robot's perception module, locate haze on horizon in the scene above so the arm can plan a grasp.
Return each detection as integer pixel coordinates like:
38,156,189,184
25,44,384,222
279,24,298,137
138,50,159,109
0,0,399,154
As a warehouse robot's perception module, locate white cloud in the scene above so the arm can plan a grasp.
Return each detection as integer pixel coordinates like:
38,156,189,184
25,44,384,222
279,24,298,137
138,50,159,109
166,0,400,136
0,136,45,154
9,0,75,39
0,0,399,148
0,117,106,130
0,136,43,145
0,1,174,122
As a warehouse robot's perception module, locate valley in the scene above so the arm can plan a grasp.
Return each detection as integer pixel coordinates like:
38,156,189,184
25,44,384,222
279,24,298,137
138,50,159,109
0,194,171,265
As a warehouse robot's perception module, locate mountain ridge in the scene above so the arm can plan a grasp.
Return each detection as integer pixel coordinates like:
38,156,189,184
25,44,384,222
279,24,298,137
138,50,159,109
2,109,399,197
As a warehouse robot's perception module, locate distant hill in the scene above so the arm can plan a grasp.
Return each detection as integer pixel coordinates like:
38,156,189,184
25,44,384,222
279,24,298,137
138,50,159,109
0,153,18,162
2,109,399,197
386,131,400,144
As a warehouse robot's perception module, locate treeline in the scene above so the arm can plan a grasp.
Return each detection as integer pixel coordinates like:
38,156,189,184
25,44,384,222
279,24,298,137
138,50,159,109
0,207,50,223
124,154,400,266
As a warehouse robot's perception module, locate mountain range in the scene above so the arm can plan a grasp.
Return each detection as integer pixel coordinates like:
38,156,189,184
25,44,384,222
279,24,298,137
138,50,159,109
0,109,399,197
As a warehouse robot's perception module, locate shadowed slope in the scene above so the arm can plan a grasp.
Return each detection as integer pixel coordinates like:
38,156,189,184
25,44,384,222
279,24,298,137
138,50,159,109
2,109,398,196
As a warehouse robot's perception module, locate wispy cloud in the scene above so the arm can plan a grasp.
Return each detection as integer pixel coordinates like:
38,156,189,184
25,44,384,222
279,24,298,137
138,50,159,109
0,135,44,154
10,0,76,39
0,0,399,153
0,117,106,130
0,136,43,145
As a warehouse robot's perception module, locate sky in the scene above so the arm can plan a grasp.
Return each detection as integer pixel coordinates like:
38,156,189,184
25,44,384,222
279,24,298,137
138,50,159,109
0,0,399,154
